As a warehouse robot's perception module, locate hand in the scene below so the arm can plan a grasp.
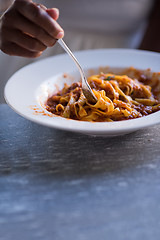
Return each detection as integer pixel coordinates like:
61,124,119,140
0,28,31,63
0,0,64,58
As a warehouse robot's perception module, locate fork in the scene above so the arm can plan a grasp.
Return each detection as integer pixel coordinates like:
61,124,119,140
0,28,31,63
58,39,97,103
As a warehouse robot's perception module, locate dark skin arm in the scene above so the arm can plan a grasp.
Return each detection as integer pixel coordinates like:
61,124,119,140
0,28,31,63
0,0,64,58
139,0,160,52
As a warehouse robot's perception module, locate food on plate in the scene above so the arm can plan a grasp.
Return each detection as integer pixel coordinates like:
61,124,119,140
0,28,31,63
45,68,160,122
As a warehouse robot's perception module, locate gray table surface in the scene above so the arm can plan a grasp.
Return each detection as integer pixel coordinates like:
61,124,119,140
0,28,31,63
0,103,160,240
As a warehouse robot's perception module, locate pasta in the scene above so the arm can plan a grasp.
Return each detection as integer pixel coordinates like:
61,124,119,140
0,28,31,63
45,68,160,122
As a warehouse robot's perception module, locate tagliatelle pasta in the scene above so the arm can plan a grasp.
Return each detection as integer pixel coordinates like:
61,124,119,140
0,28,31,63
45,68,160,122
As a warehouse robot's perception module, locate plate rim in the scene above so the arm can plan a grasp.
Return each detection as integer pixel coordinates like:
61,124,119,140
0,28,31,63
4,48,160,135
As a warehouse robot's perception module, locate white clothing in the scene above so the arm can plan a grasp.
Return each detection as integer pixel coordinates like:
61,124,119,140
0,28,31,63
0,0,153,103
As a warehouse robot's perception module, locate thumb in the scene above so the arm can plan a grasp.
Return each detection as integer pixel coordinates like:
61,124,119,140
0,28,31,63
46,8,59,20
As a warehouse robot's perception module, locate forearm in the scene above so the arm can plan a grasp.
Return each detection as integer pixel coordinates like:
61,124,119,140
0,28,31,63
139,0,160,52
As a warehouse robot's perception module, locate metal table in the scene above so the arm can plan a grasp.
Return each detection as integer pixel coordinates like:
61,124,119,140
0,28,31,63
0,103,160,240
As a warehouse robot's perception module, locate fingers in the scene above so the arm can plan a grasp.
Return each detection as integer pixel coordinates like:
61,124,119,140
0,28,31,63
9,12,57,47
1,42,42,58
14,0,64,39
0,26,46,57
6,28,47,52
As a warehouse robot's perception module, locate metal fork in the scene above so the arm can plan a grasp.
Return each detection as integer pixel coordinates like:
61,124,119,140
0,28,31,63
58,39,97,103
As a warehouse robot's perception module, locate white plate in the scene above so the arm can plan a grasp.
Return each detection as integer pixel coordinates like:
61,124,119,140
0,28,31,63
4,49,160,136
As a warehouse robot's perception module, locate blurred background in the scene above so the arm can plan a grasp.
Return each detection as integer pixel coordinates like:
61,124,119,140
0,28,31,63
0,0,159,103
